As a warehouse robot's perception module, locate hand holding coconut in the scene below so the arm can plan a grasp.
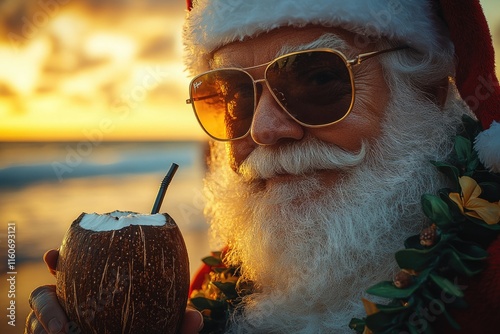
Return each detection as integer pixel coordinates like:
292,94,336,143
26,164,202,334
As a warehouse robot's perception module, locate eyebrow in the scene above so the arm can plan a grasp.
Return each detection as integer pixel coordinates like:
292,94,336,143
210,57,237,69
276,33,350,57
210,33,351,70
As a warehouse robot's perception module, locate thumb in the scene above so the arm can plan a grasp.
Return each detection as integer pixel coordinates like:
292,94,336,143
43,249,59,277
180,307,204,334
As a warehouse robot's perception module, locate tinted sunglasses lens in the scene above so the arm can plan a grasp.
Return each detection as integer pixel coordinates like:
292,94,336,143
266,51,353,125
190,69,254,140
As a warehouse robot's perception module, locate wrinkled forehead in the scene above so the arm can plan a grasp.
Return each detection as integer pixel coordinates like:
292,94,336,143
209,27,353,71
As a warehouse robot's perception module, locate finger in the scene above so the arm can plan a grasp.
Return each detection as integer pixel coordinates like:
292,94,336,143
29,285,69,334
180,307,204,334
25,310,48,334
43,249,59,276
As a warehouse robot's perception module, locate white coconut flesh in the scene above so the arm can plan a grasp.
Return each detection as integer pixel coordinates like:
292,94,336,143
79,210,166,232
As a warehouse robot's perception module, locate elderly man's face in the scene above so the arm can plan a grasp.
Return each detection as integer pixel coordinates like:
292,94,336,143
211,26,390,182
203,24,465,332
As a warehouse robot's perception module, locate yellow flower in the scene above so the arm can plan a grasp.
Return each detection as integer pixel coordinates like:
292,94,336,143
449,176,500,225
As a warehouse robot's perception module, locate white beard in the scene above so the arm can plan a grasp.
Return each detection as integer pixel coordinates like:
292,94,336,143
203,83,471,333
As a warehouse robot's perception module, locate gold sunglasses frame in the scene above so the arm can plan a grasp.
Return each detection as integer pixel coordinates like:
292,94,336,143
186,45,408,141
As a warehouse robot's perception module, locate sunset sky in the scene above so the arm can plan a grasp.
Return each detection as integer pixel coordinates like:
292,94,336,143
1,0,500,142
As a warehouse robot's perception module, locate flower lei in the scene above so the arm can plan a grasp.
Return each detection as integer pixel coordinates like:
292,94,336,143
189,115,500,334
189,252,242,333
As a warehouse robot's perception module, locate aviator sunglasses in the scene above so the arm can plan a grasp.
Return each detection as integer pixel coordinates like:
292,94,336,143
186,46,408,141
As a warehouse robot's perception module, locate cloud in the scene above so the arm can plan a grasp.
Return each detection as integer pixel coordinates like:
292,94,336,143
43,34,111,76
0,0,185,43
0,1,33,38
0,82,17,96
78,0,184,13
0,82,26,115
138,35,177,62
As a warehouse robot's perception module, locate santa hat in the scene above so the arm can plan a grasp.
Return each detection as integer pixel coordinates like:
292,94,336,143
183,0,500,173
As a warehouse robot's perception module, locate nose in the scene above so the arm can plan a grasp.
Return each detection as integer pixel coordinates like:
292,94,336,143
250,83,304,145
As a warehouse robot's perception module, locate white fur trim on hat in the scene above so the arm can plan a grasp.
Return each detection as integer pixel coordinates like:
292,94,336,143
474,121,500,173
183,0,450,74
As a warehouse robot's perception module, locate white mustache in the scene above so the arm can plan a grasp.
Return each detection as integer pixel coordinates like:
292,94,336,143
238,138,368,181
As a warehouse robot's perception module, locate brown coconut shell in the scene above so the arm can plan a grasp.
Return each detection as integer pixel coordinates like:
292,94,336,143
56,212,190,334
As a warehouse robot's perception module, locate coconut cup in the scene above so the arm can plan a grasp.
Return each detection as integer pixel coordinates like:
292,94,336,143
55,210,190,334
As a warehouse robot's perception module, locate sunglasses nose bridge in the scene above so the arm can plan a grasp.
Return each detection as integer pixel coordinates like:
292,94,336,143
253,78,266,100
252,78,286,115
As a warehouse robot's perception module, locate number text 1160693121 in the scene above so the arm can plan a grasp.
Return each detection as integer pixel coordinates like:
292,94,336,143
7,222,17,327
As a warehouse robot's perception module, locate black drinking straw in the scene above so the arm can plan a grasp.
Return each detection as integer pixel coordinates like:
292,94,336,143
151,163,179,214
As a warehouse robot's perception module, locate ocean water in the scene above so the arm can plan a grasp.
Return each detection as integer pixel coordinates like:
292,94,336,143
0,141,212,333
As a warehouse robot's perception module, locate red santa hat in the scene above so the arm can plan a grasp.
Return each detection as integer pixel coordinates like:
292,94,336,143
183,0,500,173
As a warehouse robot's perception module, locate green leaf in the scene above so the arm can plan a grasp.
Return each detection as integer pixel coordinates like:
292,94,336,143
465,214,500,231
366,281,419,299
449,241,488,261
429,273,464,298
454,136,472,166
478,182,500,202
460,218,500,248
211,251,222,258
453,133,479,176
461,114,482,139
348,318,365,333
406,300,438,334
431,161,460,187
446,250,484,277
212,281,238,299
190,297,225,311
420,283,462,332
395,248,436,271
421,194,453,229
376,302,410,314
407,323,420,334
465,157,479,176
404,234,424,249
364,310,401,332
202,256,223,266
